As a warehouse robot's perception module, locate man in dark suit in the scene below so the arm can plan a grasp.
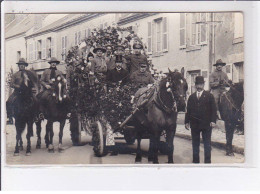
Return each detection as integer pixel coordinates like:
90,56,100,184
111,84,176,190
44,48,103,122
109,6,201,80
185,76,217,163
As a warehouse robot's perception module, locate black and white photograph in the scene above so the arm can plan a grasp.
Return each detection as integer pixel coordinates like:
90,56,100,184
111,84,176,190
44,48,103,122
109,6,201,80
4,12,245,165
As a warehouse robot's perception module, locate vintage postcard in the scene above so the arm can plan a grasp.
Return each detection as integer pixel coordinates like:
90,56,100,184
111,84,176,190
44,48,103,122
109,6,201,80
4,12,244,165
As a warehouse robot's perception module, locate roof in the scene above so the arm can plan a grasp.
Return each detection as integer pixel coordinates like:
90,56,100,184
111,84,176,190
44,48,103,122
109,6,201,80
117,13,158,25
25,14,102,39
5,14,35,39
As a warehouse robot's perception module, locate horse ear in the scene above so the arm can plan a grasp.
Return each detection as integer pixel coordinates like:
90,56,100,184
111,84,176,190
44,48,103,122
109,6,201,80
181,67,185,77
168,68,173,73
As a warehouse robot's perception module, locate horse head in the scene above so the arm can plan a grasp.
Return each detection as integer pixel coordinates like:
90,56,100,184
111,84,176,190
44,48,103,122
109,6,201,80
52,75,67,103
165,68,188,112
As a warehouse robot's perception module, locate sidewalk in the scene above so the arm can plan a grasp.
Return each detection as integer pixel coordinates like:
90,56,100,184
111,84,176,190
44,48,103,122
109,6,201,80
176,113,245,155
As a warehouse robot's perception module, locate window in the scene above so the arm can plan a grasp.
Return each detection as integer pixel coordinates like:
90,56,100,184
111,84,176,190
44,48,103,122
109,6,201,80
17,51,21,62
47,37,52,58
29,43,33,61
156,20,162,52
180,13,186,48
188,13,208,47
149,17,168,55
234,12,243,39
61,36,67,61
37,40,42,60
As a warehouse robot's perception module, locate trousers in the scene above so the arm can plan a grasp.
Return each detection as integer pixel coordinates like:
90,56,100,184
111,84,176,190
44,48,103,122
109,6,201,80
191,127,212,163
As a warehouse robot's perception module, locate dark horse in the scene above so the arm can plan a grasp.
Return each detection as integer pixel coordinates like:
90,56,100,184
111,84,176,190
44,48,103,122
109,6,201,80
12,70,39,156
219,82,244,156
133,69,188,163
36,75,70,152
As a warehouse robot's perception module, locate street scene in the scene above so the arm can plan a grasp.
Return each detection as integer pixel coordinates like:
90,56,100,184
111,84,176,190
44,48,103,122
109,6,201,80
4,13,244,165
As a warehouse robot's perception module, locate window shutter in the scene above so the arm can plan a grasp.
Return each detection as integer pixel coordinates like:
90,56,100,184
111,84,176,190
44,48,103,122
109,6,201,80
191,13,197,46
42,39,46,59
200,13,207,45
34,41,37,60
162,17,168,52
152,22,156,55
51,37,55,57
180,13,186,48
78,31,81,44
147,21,152,54
88,28,91,37
75,32,78,45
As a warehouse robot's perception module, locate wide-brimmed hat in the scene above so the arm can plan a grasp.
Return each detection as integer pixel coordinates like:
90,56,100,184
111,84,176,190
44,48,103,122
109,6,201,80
115,55,123,63
48,57,60,64
16,58,28,66
133,43,143,50
213,59,226,66
195,76,205,84
93,46,106,53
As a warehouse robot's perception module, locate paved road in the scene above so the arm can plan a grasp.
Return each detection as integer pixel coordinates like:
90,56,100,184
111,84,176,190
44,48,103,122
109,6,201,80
5,121,244,165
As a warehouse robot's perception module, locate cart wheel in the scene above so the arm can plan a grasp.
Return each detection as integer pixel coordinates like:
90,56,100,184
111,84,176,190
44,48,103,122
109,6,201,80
92,120,105,157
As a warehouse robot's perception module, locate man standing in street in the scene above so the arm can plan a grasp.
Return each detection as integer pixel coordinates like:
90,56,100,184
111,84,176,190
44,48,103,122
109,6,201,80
185,76,217,163
209,59,229,119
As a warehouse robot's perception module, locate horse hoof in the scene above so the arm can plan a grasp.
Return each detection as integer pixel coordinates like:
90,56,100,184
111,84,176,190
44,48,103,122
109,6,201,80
14,152,19,156
19,146,23,151
26,152,31,156
135,157,142,163
36,145,41,149
135,161,142,164
226,152,235,156
48,144,54,153
48,149,54,153
153,160,159,164
168,160,174,164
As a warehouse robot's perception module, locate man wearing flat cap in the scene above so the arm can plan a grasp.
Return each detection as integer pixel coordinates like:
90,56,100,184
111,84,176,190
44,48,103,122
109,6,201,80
130,62,154,87
128,42,148,76
185,76,217,163
209,59,229,118
6,58,39,124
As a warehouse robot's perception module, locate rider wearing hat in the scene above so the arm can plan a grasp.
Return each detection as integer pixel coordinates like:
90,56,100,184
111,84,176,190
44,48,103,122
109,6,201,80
128,42,148,75
209,59,229,118
41,57,65,90
106,55,129,85
6,58,38,124
130,62,154,87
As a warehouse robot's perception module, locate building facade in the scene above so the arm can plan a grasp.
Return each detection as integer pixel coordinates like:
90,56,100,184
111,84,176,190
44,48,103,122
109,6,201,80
5,13,244,95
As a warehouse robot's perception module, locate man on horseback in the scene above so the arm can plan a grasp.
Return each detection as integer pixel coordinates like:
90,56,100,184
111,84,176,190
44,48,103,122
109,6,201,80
209,59,229,119
38,57,66,116
185,76,217,163
6,58,38,124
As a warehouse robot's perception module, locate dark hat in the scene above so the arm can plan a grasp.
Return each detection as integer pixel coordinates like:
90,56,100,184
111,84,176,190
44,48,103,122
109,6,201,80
115,55,123,63
93,46,106,53
133,43,143,49
213,59,226,66
16,58,28,66
48,57,60,64
195,76,205,84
